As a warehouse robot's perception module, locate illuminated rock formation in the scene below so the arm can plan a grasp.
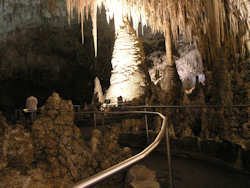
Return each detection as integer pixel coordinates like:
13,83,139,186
175,48,205,94
105,20,146,104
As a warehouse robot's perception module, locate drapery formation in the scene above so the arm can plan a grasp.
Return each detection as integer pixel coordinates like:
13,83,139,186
66,0,249,58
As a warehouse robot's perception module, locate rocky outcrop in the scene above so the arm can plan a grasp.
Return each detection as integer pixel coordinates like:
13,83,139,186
0,92,132,187
32,92,91,181
33,92,132,181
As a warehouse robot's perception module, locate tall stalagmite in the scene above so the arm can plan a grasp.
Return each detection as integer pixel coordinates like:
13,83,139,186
105,20,146,103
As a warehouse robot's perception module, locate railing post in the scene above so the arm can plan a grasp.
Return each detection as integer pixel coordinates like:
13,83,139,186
102,112,105,126
93,111,96,128
144,107,149,143
165,118,174,188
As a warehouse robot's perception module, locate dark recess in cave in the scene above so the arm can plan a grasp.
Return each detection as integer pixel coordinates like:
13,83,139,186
0,8,115,119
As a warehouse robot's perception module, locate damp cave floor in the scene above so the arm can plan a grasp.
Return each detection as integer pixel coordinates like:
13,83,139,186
87,148,250,188
134,149,250,188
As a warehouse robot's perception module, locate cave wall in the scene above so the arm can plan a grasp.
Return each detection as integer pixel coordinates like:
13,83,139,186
0,0,67,37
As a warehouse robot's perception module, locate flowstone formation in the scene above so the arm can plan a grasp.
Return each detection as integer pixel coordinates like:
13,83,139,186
0,92,132,187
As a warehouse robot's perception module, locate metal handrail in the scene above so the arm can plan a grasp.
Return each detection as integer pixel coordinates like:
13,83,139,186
115,104,250,108
73,111,172,188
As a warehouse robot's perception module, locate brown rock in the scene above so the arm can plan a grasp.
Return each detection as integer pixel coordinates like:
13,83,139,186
126,165,160,188
0,112,8,136
32,92,91,181
3,124,34,168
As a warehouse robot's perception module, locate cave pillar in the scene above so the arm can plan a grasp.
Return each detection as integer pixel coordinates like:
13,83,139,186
159,20,180,104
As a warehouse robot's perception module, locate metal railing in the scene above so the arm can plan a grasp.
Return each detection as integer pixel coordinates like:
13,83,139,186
73,104,249,188
73,111,173,188
112,104,250,109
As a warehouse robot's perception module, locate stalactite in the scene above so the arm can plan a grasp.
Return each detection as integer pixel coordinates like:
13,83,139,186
165,19,173,66
91,0,98,57
81,12,84,44
66,0,249,58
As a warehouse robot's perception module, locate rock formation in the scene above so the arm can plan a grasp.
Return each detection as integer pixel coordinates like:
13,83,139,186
105,20,147,104
0,92,132,187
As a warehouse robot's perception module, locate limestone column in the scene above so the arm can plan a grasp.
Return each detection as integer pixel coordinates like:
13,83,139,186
160,19,180,104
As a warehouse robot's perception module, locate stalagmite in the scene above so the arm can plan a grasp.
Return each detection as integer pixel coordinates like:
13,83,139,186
93,77,104,103
105,20,146,104
91,0,98,57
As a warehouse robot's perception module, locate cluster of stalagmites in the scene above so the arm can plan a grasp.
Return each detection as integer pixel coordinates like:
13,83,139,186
0,92,132,187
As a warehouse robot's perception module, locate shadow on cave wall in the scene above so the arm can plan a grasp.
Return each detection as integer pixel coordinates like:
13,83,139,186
0,9,114,119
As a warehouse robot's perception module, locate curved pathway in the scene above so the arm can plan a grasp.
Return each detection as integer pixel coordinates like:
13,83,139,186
139,151,250,188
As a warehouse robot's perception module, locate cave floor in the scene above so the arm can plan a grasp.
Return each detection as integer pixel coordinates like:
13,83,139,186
87,149,250,188
136,150,250,188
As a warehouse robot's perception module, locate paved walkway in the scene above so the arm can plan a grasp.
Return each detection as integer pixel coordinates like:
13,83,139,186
138,151,250,188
